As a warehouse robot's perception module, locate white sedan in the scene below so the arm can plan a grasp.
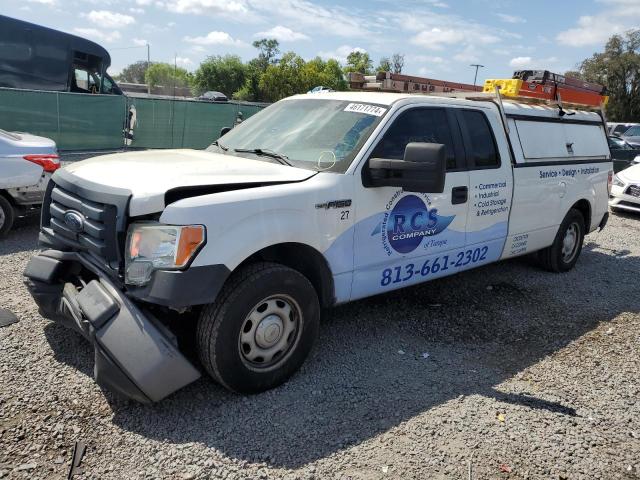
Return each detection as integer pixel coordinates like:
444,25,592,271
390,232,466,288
610,164,640,214
0,129,59,237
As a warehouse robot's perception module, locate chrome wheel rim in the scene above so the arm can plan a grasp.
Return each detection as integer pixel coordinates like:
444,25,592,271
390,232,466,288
561,222,580,263
239,295,302,370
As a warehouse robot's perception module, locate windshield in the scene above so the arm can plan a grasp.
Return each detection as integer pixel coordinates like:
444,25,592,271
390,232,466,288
624,126,640,136
609,137,631,149
208,98,388,172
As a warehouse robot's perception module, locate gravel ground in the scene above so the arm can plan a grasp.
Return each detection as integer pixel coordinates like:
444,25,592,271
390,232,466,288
1,212,639,480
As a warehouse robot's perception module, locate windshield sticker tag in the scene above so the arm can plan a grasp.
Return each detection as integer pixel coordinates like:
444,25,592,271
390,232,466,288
344,103,387,117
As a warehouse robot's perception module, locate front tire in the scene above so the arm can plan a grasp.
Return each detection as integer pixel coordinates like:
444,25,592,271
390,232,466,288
0,195,15,239
538,208,585,272
197,262,320,394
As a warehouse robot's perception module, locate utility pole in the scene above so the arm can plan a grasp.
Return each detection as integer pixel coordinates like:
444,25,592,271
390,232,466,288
173,53,177,99
146,43,151,94
470,64,485,87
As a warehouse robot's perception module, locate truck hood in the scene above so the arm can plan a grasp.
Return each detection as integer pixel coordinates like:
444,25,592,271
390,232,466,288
60,149,316,216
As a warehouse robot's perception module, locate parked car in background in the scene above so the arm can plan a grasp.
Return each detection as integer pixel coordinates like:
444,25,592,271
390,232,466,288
308,86,334,94
621,125,640,148
0,129,58,237
608,135,640,172
610,164,640,214
198,91,228,102
608,122,638,137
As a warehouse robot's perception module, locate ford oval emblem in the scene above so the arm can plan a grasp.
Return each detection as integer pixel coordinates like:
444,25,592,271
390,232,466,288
63,210,84,233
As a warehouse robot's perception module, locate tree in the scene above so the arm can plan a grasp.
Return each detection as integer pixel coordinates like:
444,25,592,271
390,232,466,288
391,53,405,74
145,62,192,88
301,57,348,91
193,55,247,96
377,56,392,72
232,40,280,101
573,30,640,121
259,52,305,102
322,59,348,90
258,54,347,102
344,51,373,75
232,64,262,101
252,38,280,71
115,60,150,84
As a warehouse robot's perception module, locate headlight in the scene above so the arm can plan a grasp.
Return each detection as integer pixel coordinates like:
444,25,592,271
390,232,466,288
613,174,625,187
125,224,206,285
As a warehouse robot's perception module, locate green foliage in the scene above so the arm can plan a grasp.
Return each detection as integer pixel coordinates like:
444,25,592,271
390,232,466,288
259,52,306,102
145,63,192,88
377,57,392,73
116,60,150,84
192,55,247,96
573,30,640,121
344,51,373,75
164,37,400,102
259,53,347,102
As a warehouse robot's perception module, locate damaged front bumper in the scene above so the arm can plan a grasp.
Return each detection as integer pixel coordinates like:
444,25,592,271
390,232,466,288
23,250,201,403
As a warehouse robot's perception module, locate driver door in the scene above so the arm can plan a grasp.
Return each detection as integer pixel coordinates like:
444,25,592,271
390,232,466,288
350,106,470,300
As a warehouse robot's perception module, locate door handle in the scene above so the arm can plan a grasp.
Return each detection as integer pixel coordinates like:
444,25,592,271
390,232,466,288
451,186,468,205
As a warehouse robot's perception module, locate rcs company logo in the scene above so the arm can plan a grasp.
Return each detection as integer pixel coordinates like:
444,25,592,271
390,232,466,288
373,193,455,255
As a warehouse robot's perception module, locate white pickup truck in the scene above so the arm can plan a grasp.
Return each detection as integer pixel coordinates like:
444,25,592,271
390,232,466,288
24,92,612,402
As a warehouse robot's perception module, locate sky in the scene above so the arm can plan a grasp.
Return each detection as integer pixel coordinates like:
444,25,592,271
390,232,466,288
2,0,639,84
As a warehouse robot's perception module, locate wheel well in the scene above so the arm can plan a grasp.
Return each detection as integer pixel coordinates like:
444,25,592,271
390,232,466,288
571,199,591,231
0,190,16,205
240,243,335,308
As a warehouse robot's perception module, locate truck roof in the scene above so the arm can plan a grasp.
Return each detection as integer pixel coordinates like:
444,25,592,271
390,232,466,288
291,91,603,123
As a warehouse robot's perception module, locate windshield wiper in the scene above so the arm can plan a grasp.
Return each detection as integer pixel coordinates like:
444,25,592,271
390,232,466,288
211,140,228,151
233,148,292,166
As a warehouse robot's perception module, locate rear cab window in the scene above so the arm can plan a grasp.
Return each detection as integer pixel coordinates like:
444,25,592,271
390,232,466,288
457,109,501,169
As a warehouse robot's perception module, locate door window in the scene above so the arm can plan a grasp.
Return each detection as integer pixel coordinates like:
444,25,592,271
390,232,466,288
73,68,90,92
460,110,500,168
369,108,459,170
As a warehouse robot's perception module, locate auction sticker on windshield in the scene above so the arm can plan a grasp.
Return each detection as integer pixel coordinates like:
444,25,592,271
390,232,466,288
344,103,387,116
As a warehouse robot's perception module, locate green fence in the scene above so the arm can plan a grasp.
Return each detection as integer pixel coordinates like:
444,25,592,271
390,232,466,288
127,96,264,150
0,87,264,151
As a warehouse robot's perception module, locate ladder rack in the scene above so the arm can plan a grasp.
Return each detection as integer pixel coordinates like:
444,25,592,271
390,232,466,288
434,86,608,136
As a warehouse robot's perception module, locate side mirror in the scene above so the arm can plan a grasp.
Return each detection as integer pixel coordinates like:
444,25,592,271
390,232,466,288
364,142,447,193
220,127,231,137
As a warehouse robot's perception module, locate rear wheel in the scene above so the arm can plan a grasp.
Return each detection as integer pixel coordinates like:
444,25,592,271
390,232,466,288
0,195,15,239
197,262,320,393
538,208,585,272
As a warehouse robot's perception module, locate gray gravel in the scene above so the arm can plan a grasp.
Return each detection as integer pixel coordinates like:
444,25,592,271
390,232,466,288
1,212,639,480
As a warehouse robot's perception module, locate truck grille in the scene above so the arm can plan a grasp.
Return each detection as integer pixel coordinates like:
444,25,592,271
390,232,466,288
626,185,640,198
46,183,121,266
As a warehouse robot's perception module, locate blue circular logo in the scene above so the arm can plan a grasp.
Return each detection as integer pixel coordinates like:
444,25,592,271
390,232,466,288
387,195,439,254
63,210,84,233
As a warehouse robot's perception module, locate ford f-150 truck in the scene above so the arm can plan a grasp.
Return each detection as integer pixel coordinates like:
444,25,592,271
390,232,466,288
24,91,612,402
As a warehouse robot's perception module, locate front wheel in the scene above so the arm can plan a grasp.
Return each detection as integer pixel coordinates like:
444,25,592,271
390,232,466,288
197,262,320,393
537,208,585,272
